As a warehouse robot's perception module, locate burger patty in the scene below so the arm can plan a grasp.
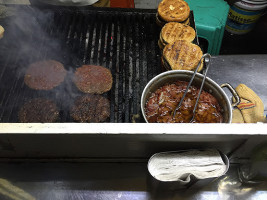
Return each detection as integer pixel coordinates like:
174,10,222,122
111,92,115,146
24,60,67,90
73,65,113,94
70,94,110,122
18,98,59,123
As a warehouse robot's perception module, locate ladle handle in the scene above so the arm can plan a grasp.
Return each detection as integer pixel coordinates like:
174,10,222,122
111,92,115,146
190,53,211,122
173,53,210,118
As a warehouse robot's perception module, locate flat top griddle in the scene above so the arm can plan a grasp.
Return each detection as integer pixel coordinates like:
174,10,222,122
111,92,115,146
0,6,164,123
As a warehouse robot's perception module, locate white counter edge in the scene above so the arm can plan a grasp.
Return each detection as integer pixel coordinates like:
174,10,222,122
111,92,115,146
0,123,266,135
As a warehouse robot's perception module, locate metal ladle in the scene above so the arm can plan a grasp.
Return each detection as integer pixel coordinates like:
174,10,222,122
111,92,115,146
172,53,212,122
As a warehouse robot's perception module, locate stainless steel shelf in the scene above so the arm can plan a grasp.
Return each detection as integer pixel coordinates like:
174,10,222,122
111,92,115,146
0,162,266,200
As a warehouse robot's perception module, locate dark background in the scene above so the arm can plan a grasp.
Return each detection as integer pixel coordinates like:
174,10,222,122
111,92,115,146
220,12,267,55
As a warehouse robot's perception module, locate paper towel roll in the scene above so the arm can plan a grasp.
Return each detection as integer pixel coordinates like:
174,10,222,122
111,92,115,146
148,149,229,183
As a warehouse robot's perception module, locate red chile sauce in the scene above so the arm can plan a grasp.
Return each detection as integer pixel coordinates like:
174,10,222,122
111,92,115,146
145,81,223,123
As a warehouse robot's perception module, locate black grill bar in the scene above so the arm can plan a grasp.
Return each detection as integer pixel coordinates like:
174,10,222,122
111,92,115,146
131,15,138,119
71,14,84,64
85,13,97,64
92,16,101,65
118,16,125,122
98,17,107,67
110,15,118,122
105,16,114,122
0,6,162,123
0,53,14,115
79,16,89,64
124,15,131,122
0,52,21,122
138,14,146,117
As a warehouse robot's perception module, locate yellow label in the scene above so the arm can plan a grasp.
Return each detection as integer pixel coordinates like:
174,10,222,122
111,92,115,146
226,24,251,34
228,8,262,24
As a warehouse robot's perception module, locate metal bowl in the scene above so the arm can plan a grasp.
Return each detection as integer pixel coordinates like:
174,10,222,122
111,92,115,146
141,70,240,123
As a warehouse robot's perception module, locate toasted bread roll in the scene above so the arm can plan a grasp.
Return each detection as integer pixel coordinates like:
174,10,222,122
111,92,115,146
158,0,190,23
156,12,189,27
156,12,166,27
0,25,4,39
163,40,203,71
158,39,165,51
183,18,190,25
161,22,196,45
161,56,172,71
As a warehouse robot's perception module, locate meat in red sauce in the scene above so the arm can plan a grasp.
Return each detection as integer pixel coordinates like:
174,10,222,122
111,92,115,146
145,81,223,123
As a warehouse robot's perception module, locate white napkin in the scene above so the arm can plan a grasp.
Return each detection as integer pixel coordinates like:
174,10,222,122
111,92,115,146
148,149,228,183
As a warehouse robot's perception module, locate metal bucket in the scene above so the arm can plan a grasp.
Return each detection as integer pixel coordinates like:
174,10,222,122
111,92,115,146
141,70,240,123
226,0,267,34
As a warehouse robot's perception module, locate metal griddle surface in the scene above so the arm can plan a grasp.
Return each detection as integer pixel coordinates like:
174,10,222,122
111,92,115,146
0,6,163,123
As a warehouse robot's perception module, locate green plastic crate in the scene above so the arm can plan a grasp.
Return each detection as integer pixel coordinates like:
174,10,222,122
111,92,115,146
186,0,229,55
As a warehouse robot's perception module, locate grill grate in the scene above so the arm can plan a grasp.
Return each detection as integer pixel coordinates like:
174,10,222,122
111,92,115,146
0,6,162,123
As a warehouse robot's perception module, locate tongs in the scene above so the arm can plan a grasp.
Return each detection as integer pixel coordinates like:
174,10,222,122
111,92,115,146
172,53,211,122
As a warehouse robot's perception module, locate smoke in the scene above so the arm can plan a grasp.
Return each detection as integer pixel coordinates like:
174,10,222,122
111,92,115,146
4,7,63,67
0,6,87,121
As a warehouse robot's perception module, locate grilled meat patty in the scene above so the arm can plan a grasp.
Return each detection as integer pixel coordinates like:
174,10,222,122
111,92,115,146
24,60,67,90
18,98,59,123
73,65,113,94
70,94,110,122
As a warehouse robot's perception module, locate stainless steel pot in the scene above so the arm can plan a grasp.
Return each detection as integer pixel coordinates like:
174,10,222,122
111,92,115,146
141,70,240,123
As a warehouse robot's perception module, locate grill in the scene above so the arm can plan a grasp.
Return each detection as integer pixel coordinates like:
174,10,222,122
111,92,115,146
0,6,163,123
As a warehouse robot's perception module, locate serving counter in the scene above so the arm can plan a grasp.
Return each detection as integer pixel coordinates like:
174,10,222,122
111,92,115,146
0,4,267,200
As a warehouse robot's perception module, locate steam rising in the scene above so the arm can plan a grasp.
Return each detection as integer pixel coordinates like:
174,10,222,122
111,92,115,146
0,6,87,119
